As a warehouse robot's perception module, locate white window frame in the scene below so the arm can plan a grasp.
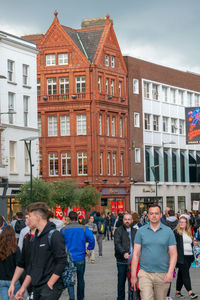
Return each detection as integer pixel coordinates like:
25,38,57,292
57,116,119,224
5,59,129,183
48,115,57,136
9,141,17,173
179,119,185,135
59,77,69,94
23,64,29,86
195,94,200,107
152,84,159,100
60,115,70,136
111,79,114,95
112,153,116,176
47,78,57,95
107,152,111,175
187,92,193,107
133,79,139,94
106,116,110,136
171,118,178,134
77,152,87,175
153,115,159,132
49,153,59,176
99,114,102,135
119,81,122,97
76,76,86,93
144,82,150,99
23,96,29,127
46,54,56,66
120,117,123,137
8,92,15,124
61,152,71,176
134,112,140,128
77,114,86,135
179,90,184,106
111,116,116,137
7,60,14,82
37,78,41,96
98,76,101,92
58,53,68,65
162,116,168,133
106,78,109,94
105,54,109,66
100,152,103,175
120,153,124,176
171,88,176,104
144,113,151,130
111,56,115,68
135,148,141,163
162,86,168,102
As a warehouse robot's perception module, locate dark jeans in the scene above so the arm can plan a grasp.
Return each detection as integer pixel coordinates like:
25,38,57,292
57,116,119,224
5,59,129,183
74,259,86,300
33,281,63,300
106,225,113,240
117,262,130,300
176,255,193,292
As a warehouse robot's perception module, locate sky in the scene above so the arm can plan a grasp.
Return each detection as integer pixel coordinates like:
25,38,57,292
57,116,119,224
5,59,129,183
0,0,200,73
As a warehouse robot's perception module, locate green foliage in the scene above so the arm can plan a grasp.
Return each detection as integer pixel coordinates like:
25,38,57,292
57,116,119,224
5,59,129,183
16,178,54,208
53,179,79,210
78,186,101,212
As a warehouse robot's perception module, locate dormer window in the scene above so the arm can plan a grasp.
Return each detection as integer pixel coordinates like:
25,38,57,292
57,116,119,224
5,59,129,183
58,53,68,65
105,55,109,66
111,56,115,68
46,54,56,66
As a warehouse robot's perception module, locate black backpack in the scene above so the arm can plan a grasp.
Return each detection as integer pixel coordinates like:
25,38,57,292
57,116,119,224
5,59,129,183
15,219,26,234
97,221,105,234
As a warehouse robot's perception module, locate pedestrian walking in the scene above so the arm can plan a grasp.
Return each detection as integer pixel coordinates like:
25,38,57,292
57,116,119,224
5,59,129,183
174,216,198,299
114,213,136,300
15,202,66,300
85,215,97,263
131,204,177,300
0,226,21,300
164,209,178,231
105,213,113,240
61,211,95,300
94,212,105,256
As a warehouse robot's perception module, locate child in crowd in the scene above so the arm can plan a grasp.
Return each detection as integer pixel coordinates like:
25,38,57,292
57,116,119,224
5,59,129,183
191,239,200,268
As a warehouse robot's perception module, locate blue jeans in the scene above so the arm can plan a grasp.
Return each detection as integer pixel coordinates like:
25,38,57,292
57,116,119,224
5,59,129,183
67,285,75,300
117,263,130,300
73,259,85,300
0,280,20,300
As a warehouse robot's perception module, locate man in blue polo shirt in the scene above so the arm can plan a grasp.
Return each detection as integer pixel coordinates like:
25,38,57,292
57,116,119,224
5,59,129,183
131,204,177,300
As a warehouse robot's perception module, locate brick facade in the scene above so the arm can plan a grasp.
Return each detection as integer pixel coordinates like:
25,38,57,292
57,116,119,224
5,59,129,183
23,13,130,212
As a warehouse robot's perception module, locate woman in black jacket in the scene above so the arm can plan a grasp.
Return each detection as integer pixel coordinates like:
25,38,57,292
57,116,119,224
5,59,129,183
0,226,21,300
174,217,198,299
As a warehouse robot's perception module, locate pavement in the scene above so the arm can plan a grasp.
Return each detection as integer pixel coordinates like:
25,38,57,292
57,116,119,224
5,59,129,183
60,238,200,300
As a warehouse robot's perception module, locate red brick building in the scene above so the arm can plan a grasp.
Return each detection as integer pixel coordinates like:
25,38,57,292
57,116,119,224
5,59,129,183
23,12,130,212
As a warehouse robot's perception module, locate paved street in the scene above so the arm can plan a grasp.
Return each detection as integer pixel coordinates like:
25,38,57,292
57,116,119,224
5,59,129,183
60,239,200,300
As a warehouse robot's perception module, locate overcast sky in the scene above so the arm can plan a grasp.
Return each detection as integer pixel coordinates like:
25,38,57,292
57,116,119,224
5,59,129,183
1,0,200,73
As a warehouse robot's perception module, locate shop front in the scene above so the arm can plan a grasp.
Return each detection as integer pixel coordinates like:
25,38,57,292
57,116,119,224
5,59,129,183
100,187,129,215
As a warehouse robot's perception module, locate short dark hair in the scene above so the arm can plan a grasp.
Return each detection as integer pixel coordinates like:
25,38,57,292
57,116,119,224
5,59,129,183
148,204,161,212
96,212,100,217
69,211,78,221
0,216,4,228
16,212,24,219
168,209,175,217
27,202,49,220
47,210,54,220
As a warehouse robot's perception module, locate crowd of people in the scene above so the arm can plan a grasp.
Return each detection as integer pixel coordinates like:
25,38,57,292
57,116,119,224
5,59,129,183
0,205,200,300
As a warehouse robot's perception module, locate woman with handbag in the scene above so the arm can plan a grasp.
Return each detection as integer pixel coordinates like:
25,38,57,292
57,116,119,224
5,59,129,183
174,216,198,299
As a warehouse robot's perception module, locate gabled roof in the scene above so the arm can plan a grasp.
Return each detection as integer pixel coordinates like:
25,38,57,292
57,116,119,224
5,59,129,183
62,26,103,63
22,34,44,45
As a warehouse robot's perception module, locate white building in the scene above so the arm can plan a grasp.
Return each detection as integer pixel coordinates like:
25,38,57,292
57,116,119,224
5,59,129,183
0,31,39,218
125,56,200,214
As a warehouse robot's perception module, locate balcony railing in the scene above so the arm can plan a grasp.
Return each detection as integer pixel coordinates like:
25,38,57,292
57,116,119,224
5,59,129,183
38,92,90,102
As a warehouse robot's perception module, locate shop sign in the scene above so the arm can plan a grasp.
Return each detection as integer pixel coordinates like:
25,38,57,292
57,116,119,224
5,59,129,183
101,188,126,195
142,188,155,193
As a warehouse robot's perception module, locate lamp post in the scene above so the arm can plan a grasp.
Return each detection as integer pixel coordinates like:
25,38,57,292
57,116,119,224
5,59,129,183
151,165,160,203
20,136,38,203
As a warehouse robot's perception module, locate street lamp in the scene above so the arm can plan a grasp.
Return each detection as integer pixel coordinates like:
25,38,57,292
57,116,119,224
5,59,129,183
151,164,160,203
20,136,38,203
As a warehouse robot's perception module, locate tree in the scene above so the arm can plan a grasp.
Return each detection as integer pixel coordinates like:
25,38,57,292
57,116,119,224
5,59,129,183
53,179,79,210
16,178,54,208
78,186,101,212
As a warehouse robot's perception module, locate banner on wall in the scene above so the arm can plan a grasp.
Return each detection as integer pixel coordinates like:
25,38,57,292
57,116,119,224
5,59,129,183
185,107,200,144
193,201,199,211
111,201,124,214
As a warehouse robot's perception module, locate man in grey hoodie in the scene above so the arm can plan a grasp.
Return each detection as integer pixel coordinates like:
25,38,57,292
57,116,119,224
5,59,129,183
164,209,178,231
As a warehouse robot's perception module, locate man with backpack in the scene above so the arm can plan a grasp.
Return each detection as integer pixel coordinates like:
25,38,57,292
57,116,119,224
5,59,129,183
15,202,66,300
61,211,95,300
94,212,105,256
12,212,26,239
